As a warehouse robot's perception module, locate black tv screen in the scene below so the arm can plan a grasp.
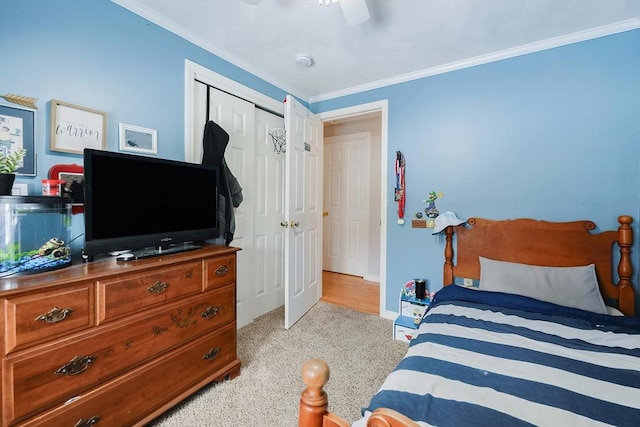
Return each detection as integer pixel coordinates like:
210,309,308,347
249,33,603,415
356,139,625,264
83,149,219,257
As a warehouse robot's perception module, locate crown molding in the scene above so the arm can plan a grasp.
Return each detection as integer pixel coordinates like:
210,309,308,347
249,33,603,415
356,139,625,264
309,18,640,103
112,1,638,105
112,0,310,102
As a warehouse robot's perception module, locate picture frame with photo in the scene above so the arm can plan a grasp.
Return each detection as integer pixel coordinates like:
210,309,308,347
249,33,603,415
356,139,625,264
0,103,36,176
119,123,157,155
49,163,84,214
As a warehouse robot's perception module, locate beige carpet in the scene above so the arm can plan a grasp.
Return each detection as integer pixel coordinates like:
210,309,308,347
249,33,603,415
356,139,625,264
150,301,407,426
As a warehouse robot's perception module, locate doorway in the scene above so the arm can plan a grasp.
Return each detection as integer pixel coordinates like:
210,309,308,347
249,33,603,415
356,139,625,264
321,271,379,315
320,109,385,315
186,60,389,322
323,132,370,277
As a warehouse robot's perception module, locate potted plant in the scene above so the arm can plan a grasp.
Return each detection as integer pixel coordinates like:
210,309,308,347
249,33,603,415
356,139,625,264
0,148,27,195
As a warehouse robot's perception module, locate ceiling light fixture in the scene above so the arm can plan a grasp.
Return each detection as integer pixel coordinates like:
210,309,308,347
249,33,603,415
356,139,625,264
319,0,338,5
295,54,314,68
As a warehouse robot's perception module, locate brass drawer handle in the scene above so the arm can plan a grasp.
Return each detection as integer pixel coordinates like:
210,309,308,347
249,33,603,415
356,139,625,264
74,416,101,427
147,281,169,295
34,306,74,324
55,355,97,376
203,347,221,360
201,305,220,319
214,265,228,276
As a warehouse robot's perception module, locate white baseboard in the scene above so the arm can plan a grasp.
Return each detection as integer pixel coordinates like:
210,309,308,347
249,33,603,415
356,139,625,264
383,310,398,321
364,274,380,282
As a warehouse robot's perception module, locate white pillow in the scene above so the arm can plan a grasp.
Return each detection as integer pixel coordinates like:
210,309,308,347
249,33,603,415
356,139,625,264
605,306,624,317
479,257,607,314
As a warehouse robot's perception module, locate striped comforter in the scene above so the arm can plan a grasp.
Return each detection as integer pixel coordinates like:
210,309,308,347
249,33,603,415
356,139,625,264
358,285,640,427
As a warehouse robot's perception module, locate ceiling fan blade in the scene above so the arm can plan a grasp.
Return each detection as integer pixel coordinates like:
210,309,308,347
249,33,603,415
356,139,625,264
339,0,370,26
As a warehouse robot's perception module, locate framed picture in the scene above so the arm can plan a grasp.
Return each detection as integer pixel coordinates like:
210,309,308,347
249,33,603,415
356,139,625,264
11,183,28,196
49,163,84,214
0,103,36,175
119,123,157,154
50,100,106,155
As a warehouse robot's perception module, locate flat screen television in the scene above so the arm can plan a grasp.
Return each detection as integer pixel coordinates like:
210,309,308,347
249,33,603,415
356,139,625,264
83,149,219,259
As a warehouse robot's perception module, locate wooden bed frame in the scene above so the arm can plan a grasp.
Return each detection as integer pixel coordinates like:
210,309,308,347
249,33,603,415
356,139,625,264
299,215,635,427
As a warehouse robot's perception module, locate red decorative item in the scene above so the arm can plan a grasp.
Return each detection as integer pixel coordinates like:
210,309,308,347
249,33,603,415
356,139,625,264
48,164,84,214
395,151,406,224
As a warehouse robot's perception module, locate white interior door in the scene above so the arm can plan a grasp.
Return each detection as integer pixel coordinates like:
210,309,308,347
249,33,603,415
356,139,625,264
253,109,286,317
284,95,323,329
323,134,370,276
208,87,256,328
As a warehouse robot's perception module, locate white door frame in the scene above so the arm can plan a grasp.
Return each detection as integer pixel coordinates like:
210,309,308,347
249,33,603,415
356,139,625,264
318,100,389,318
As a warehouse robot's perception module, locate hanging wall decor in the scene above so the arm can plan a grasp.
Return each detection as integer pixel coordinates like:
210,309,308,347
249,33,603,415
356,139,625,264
1,94,38,109
50,100,107,155
395,151,406,224
0,103,36,175
119,123,157,155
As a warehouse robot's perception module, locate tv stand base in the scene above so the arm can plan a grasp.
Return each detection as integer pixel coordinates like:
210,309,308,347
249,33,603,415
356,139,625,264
126,243,202,261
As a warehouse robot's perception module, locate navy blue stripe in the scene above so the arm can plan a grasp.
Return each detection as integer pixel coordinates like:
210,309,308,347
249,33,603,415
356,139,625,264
384,356,639,426
439,298,640,336
366,391,535,427
416,333,640,388
430,285,640,333
420,312,640,358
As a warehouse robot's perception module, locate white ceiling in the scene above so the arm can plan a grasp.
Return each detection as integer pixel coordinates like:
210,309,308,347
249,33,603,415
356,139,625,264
113,0,640,102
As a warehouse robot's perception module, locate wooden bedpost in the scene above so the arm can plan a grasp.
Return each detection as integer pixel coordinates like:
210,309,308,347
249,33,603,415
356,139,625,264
299,359,350,427
616,215,635,317
299,358,330,427
443,225,455,286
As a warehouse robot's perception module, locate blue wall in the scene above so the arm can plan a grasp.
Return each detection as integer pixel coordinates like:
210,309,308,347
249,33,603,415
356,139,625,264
1,0,638,314
313,31,640,313
0,0,288,251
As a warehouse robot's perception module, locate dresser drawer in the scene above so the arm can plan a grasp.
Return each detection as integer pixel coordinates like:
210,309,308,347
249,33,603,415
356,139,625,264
98,261,202,323
205,254,236,290
4,285,235,425
2,283,94,355
18,324,240,427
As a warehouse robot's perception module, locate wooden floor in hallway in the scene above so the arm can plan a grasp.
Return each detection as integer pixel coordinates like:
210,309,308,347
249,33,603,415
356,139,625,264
321,270,379,315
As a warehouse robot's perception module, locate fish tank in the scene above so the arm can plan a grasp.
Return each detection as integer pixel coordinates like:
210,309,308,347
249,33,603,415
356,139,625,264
0,196,72,277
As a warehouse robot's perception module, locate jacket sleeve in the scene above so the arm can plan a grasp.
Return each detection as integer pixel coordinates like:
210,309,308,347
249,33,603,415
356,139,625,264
223,161,243,208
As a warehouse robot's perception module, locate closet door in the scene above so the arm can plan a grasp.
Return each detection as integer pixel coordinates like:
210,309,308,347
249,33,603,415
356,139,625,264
188,66,290,327
283,95,323,329
254,109,286,317
208,87,256,328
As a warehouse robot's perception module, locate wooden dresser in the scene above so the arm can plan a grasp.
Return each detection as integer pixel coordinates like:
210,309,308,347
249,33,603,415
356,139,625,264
0,245,241,427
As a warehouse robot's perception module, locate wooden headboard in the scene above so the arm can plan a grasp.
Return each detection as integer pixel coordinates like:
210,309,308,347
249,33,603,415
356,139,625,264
443,215,635,317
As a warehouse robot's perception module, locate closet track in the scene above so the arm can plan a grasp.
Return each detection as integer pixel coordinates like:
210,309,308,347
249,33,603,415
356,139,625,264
196,78,284,119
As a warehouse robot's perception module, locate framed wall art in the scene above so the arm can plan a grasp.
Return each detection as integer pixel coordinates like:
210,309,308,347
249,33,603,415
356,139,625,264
11,183,28,195
50,100,106,155
0,103,36,175
119,123,157,155
49,163,84,214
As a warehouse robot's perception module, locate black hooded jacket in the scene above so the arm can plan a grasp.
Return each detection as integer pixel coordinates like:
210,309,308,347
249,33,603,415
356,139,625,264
202,120,243,245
